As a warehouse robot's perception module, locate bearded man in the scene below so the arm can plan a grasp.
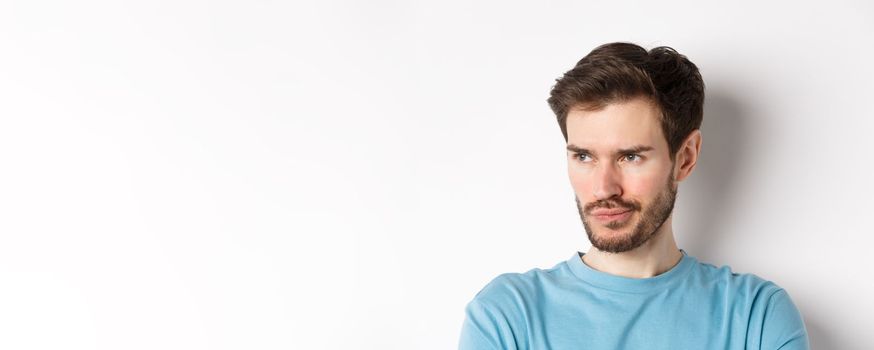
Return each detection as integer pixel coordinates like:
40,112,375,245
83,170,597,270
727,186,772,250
458,42,809,350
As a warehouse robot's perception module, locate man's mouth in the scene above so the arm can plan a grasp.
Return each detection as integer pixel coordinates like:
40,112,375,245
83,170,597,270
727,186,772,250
590,209,632,221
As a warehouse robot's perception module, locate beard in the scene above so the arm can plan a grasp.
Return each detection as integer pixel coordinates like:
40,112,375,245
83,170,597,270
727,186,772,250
575,172,678,253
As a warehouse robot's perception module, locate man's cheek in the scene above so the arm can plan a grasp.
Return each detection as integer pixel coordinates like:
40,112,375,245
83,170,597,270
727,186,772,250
623,177,659,196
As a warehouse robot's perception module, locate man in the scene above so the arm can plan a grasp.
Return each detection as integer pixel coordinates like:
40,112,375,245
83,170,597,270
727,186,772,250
458,42,809,349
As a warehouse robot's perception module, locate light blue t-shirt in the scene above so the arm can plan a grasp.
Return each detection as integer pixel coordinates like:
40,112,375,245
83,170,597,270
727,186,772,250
459,249,809,349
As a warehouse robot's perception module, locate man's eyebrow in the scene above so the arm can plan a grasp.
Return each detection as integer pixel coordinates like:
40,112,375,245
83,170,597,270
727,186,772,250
566,144,655,155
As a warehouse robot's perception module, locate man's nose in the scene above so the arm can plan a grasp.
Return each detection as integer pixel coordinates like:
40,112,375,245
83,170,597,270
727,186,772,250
592,163,622,200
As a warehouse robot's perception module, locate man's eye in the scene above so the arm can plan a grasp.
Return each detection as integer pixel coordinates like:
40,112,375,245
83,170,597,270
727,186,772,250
622,154,641,162
575,153,591,162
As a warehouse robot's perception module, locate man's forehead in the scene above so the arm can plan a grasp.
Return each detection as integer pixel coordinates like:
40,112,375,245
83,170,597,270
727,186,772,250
565,101,665,151
566,98,662,127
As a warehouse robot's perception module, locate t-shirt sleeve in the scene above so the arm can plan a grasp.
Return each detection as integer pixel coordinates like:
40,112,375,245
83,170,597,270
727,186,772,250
458,299,508,350
760,288,810,350
458,276,519,350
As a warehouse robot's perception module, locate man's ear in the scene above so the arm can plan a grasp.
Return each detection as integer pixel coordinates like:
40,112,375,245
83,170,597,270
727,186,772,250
674,129,702,183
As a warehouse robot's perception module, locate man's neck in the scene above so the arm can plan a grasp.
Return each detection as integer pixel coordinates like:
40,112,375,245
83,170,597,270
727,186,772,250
581,223,683,279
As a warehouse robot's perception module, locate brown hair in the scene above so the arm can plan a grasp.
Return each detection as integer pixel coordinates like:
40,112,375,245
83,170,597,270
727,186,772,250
547,42,705,161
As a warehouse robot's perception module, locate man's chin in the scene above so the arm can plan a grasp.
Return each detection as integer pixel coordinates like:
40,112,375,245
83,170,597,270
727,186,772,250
588,226,646,252
593,231,632,245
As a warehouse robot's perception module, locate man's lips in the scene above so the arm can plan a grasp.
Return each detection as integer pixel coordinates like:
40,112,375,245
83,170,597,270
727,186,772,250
590,208,632,216
590,208,633,222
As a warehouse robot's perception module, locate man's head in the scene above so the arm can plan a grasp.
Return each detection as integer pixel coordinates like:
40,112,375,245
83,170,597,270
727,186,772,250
547,42,704,253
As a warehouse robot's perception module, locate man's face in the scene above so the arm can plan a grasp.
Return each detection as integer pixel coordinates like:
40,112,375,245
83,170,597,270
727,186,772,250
566,97,678,253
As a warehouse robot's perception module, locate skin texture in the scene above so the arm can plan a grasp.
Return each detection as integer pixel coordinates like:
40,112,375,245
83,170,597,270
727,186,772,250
566,96,702,278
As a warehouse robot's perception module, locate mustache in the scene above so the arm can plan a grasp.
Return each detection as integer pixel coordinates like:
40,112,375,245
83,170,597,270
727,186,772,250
584,198,640,214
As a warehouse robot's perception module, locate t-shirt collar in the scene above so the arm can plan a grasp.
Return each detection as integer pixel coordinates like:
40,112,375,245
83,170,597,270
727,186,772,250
566,249,696,293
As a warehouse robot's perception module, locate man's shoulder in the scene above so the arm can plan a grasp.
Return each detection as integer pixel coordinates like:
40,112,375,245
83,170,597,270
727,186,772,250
460,262,570,349
691,258,786,298
469,259,571,306
690,258,809,347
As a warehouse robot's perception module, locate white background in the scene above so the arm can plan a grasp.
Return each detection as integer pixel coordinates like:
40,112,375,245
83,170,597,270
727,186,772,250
1,1,872,349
